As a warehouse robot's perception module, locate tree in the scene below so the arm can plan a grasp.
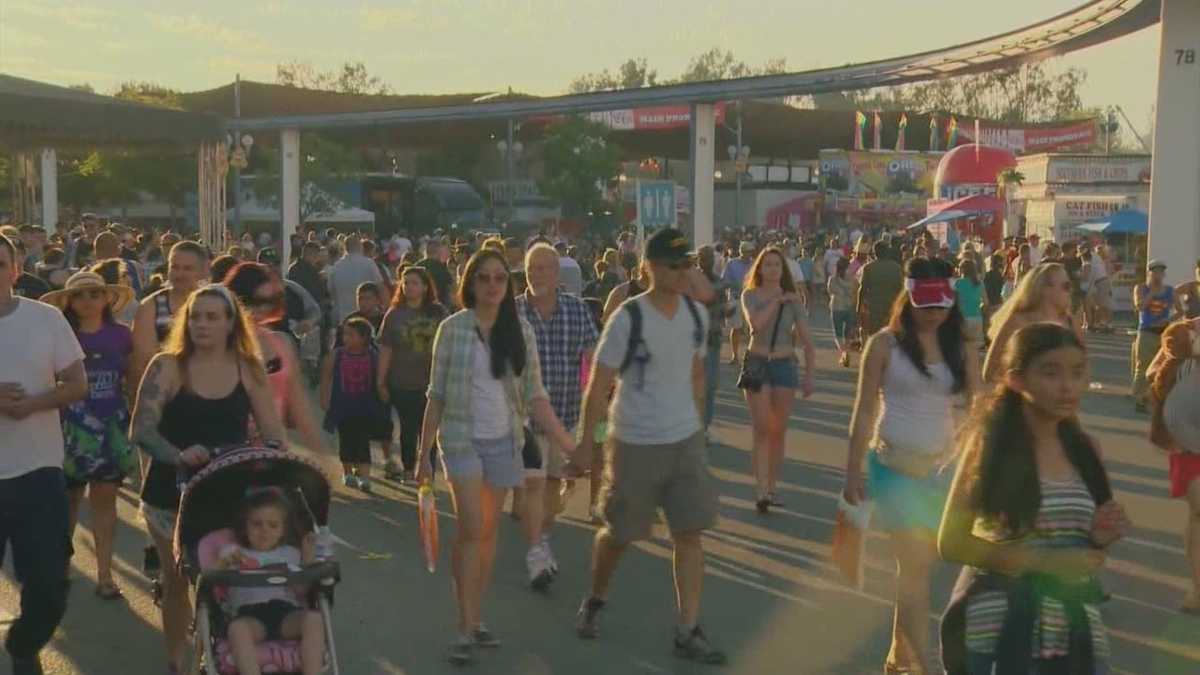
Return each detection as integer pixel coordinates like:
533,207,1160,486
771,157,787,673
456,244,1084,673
114,81,184,109
568,50,787,92
538,116,620,219
675,49,787,83
248,133,363,221
569,57,658,94
276,61,392,95
809,62,1088,125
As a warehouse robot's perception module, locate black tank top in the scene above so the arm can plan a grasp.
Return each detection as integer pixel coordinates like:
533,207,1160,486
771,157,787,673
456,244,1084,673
140,369,251,510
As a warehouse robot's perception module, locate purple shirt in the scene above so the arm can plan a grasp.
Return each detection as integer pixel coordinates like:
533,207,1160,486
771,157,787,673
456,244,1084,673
76,323,133,420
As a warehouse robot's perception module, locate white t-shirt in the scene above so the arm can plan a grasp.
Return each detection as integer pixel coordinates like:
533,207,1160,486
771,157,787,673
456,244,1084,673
0,298,85,479
328,253,384,323
220,544,302,610
787,258,805,283
596,295,708,445
470,339,510,440
558,257,584,296
823,249,844,278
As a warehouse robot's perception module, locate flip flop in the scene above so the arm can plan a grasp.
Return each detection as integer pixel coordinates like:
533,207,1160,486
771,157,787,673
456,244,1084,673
95,582,124,600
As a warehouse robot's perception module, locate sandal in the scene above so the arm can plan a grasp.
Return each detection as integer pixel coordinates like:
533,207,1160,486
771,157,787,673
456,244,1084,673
95,581,123,600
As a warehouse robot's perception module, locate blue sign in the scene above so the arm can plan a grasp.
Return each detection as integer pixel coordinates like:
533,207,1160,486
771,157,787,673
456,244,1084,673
636,180,677,229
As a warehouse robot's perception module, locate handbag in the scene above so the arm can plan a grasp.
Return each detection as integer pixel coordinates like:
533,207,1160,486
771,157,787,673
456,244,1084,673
736,304,784,392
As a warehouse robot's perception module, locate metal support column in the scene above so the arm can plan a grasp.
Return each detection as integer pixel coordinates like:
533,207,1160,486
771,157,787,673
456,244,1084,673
1148,0,1200,283
690,104,716,247
280,128,300,265
40,148,57,234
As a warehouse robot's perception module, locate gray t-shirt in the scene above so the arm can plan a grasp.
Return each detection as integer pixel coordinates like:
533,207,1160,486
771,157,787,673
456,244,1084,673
379,304,447,391
596,295,708,445
742,289,804,354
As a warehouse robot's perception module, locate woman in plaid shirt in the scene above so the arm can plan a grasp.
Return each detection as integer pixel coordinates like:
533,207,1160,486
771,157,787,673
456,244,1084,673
415,248,576,665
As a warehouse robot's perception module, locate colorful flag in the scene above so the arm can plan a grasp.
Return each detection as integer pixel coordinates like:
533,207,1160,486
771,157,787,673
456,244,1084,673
896,113,909,151
872,112,883,150
929,115,939,151
854,111,867,150
947,116,959,148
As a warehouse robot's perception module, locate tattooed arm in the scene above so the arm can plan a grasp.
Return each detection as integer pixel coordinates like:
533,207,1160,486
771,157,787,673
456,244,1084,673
130,353,184,465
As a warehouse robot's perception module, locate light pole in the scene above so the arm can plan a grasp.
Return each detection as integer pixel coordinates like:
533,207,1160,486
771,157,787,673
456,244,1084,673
496,120,524,223
727,140,750,230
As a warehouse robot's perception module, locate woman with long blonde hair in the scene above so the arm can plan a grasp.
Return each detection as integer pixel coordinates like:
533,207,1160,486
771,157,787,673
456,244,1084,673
131,284,285,675
739,246,816,514
983,262,1082,382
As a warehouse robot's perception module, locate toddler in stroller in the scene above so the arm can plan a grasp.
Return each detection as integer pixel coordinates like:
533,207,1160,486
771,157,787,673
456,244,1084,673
216,489,324,675
177,446,340,675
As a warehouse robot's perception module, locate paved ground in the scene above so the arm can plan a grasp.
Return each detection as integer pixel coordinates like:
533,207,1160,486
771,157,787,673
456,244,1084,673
4,312,1200,675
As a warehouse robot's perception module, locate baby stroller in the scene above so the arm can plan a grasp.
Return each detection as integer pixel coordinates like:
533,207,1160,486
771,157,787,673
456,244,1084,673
174,446,341,674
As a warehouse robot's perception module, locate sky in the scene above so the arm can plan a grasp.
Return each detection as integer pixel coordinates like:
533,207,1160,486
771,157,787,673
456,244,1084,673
0,0,1163,135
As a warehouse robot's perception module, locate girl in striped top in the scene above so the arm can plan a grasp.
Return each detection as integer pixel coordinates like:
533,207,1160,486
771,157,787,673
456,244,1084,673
939,322,1129,674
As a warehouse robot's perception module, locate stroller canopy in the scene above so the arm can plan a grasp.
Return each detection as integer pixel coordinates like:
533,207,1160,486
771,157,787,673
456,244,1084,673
175,447,332,564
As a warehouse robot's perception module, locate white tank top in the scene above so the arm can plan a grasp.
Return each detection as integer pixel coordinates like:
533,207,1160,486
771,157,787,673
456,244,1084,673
470,339,510,441
872,335,956,462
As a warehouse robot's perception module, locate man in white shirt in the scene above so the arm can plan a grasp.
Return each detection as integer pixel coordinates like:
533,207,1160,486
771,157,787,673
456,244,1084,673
327,236,383,324
567,228,726,665
555,242,584,296
0,235,88,675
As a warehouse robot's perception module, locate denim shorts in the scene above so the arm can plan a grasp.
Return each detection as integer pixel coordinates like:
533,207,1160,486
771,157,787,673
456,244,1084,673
440,436,524,488
867,451,952,533
764,357,799,389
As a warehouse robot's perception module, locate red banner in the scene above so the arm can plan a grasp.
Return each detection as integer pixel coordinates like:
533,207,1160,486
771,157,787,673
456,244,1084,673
585,102,726,131
962,119,1097,153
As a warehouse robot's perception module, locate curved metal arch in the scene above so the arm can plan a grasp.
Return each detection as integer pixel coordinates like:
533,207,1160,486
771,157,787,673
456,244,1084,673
233,0,1159,131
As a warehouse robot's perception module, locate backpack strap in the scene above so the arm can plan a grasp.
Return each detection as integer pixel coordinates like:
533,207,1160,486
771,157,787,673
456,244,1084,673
618,299,644,375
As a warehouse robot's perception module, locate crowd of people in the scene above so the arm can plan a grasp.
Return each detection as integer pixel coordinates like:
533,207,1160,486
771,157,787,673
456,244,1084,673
2,210,1199,674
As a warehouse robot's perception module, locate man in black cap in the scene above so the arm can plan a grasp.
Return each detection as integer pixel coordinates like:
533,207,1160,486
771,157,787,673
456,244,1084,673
567,228,726,665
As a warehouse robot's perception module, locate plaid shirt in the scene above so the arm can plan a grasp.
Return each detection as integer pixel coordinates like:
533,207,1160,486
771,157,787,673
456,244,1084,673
516,291,598,433
427,309,548,457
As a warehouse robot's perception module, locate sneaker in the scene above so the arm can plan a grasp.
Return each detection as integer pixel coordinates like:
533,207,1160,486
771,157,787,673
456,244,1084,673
674,625,727,665
342,474,356,488
383,460,403,481
447,636,474,665
526,545,553,591
768,492,785,507
357,477,372,493
11,655,45,675
755,497,771,515
576,597,606,639
472,624,501,648
541,537,559,577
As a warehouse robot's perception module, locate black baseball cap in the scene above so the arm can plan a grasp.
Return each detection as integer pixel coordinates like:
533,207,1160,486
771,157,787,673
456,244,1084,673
645,228,693,264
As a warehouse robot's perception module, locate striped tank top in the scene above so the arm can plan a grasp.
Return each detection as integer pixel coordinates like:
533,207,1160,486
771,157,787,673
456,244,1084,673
964,475,1109,661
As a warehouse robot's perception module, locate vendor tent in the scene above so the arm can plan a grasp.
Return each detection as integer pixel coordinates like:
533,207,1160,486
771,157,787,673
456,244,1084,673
1076,208,1148,235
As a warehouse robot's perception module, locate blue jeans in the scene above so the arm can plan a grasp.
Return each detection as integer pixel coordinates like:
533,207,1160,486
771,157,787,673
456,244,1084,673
703,333,721,429
831,310,855,347
0,467,70,659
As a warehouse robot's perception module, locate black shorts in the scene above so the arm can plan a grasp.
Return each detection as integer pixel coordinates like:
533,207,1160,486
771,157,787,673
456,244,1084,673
337,415,391,464
235,599,299,640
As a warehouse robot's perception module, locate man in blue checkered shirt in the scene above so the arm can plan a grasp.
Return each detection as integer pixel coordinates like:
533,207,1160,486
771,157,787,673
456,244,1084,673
514,243,598,591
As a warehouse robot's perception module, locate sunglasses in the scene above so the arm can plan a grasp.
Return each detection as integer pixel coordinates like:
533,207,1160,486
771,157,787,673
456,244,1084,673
474,272,509,285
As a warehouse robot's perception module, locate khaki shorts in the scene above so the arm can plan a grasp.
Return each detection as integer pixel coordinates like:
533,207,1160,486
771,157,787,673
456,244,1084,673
600,431,718,544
